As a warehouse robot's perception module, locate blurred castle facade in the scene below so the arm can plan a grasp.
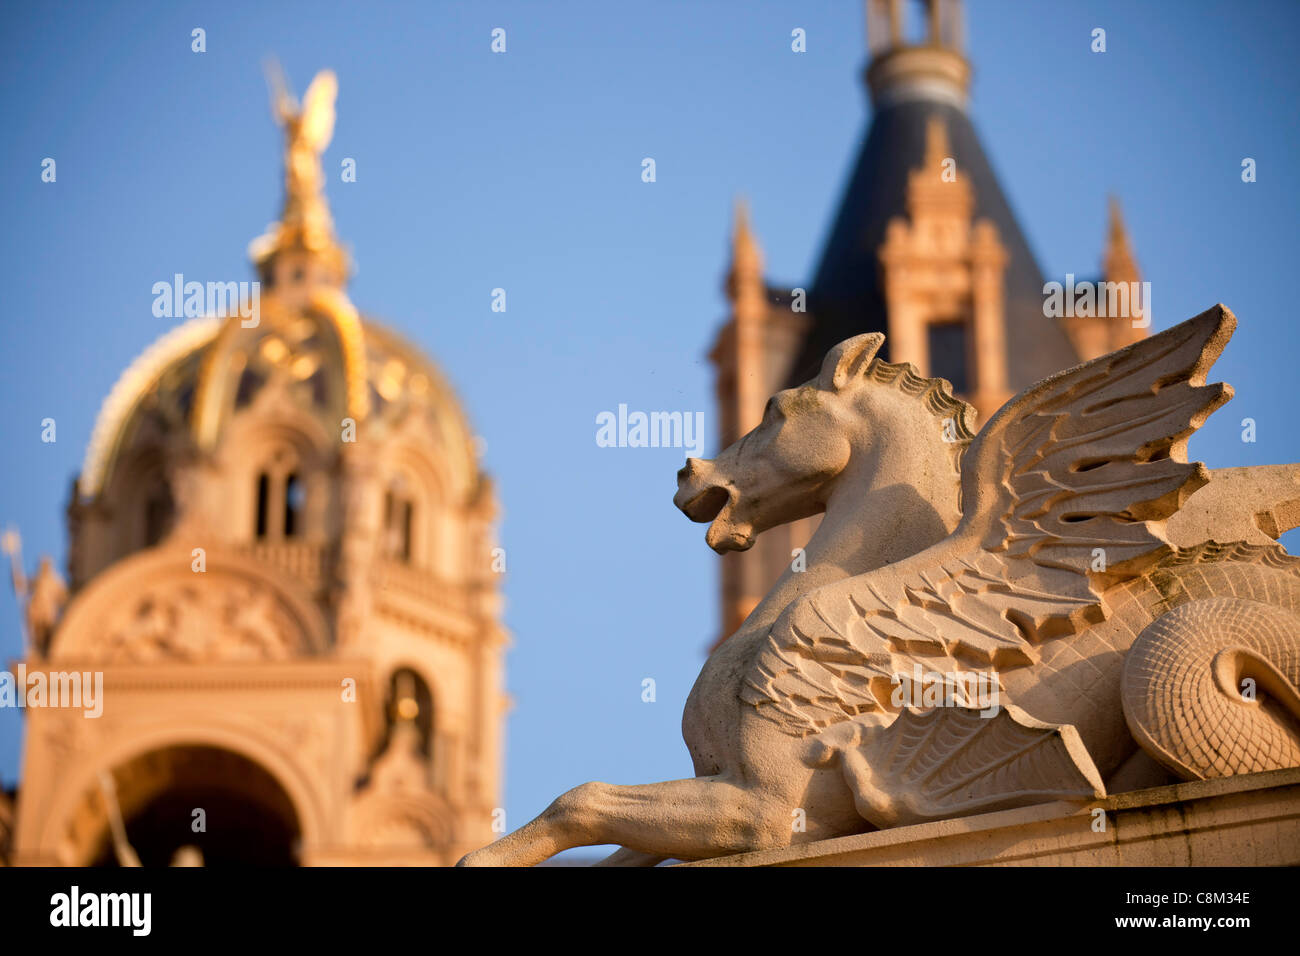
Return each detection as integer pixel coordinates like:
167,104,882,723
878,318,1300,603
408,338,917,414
6,70,507,865
709,0,1148,646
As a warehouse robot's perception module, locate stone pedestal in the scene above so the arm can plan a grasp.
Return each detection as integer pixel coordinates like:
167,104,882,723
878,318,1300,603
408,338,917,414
681,768,1300,866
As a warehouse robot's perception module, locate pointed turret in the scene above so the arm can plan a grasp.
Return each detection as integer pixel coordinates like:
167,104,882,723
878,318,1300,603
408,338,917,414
1061,195,1148,361
725,199,766,323
704,1,1113,652
1103,195,1147,351
787,0,1079,393
1104,195,1139,287
720,198,773,437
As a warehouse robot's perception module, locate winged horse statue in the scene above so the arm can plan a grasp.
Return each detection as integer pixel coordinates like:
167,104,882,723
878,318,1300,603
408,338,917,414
461,304,1300,866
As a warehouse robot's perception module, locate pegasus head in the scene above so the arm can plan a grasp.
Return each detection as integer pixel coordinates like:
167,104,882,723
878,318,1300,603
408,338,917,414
674,333,887,553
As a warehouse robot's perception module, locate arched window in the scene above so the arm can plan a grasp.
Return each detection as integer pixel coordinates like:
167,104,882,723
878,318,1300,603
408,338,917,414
284,472,303,538
255,472,270,539
383,478,415,563
143,482,174,547
382,669,434,758
927,319,971,395
251,444,316,542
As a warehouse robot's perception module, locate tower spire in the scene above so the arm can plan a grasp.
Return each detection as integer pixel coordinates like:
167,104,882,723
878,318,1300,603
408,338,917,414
720,197,772,442
864,0,970,109
725,197,766,314
1104,194,1138,282
1102,194,1146,352
727,198,763,289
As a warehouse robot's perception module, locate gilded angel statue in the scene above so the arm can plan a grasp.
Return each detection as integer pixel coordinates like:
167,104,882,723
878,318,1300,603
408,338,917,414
267,64,337,236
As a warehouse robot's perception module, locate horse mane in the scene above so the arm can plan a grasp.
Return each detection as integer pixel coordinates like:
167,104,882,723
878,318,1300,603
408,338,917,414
865,358,977,470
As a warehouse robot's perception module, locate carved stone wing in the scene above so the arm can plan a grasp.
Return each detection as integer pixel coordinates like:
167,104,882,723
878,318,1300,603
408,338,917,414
838,704,1106,829
958,302,1235,596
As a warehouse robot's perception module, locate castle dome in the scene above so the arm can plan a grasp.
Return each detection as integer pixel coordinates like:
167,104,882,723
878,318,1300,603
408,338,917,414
77,304,483,507
66,67,493,598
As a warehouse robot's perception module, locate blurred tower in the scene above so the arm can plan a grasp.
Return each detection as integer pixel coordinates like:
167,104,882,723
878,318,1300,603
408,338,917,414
708,0,1147,648
1062,196,1148,360
11,70,507,866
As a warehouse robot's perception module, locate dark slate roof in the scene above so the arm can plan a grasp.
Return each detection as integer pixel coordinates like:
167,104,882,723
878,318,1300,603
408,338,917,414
785,98,1081,389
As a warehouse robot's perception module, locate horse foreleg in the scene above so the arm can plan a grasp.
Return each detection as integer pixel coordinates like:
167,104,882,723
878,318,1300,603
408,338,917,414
456,775,791,867
593,847,666,867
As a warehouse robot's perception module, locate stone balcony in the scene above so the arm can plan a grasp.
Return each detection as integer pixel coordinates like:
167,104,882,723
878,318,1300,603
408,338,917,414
236,540,334,590
231,542,491,626
373,559,477,616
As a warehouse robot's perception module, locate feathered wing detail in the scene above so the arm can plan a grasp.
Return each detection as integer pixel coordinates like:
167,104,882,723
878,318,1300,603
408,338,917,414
962,303,1236,589
742,305,1237,738
838,705,1106,829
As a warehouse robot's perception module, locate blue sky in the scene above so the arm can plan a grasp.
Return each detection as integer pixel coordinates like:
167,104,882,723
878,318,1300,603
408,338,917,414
2,0,1298,854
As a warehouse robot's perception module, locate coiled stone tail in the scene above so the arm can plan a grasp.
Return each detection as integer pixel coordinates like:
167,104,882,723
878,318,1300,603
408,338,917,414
1122,597,1300,779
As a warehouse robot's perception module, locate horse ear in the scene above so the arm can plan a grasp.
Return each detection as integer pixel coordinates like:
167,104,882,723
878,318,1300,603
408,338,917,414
818,333,885,391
